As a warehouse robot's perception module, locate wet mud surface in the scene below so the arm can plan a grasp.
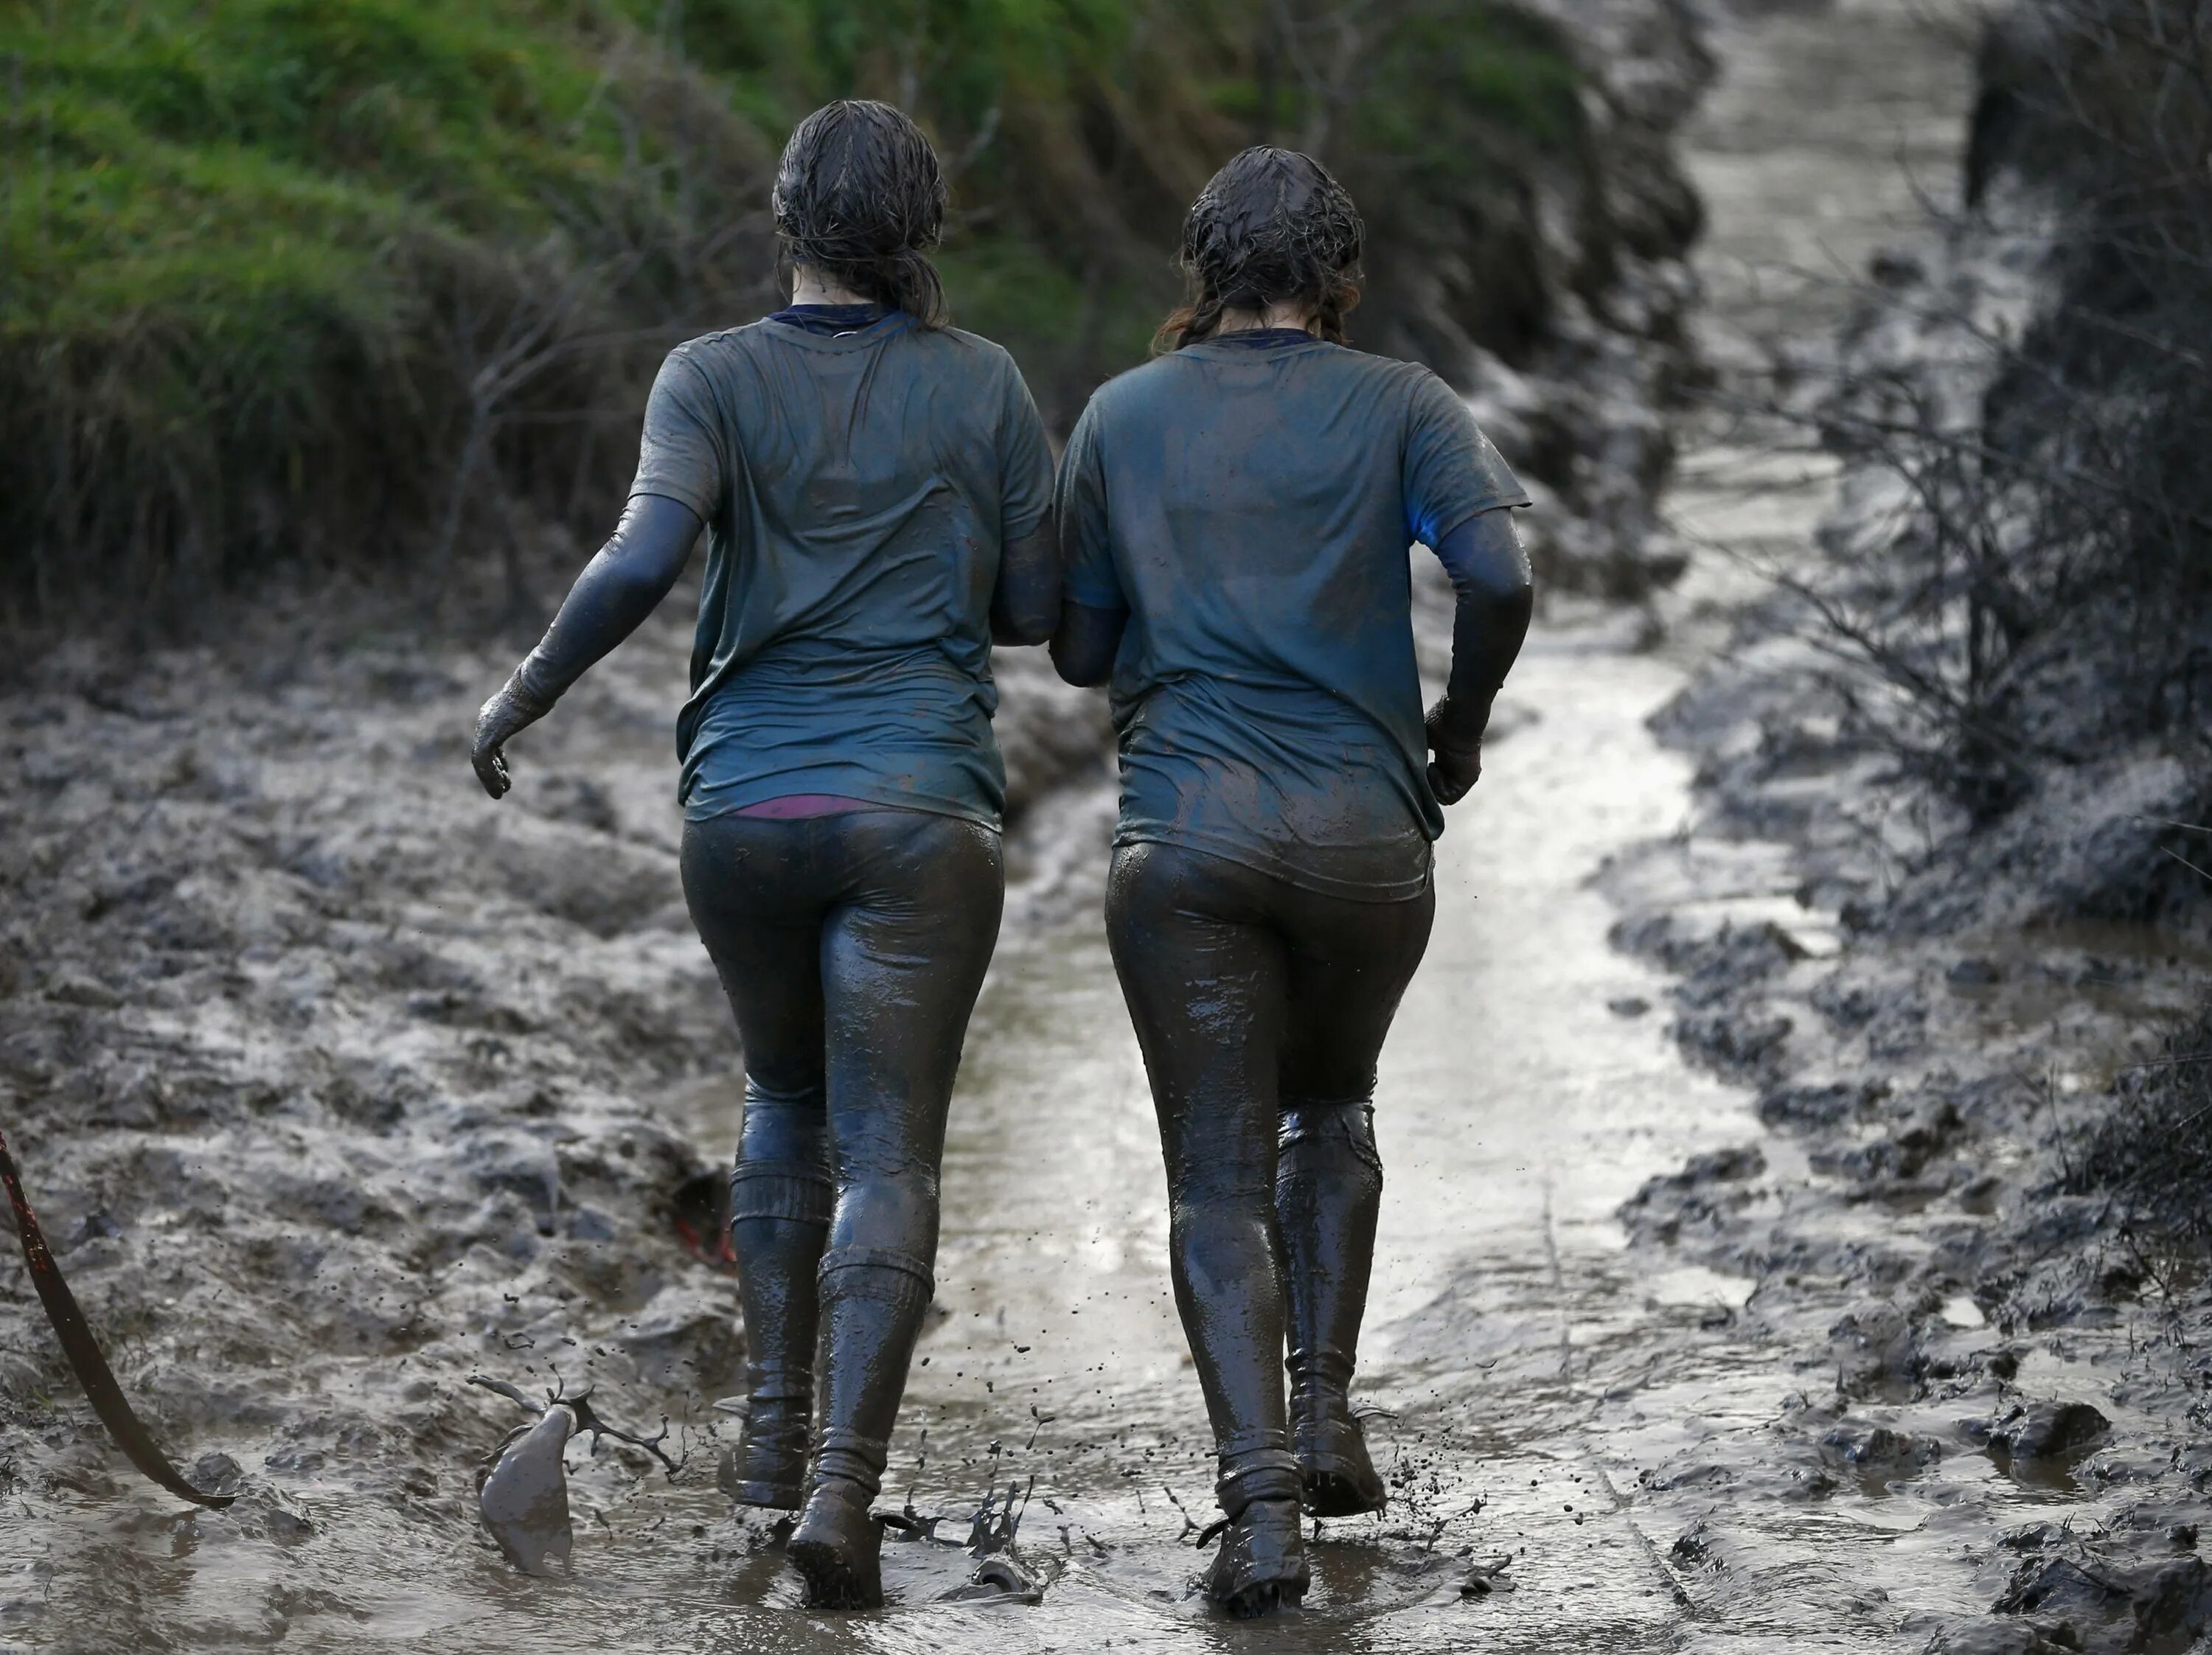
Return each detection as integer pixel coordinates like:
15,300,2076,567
2,4,2135,1651
0,581,1759,1654
0,578,1744,1653
1597,3,2212,1651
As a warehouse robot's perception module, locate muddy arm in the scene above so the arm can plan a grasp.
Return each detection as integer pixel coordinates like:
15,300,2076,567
1049,599,1126,689
992,518,1061,647
1424,506,1534,803
471,493,705,798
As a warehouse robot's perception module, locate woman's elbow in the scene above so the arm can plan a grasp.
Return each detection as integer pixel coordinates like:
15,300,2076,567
1048,635,1111,688
1047,598,1126,686
1443,510,1533,602
1481,562,1535,613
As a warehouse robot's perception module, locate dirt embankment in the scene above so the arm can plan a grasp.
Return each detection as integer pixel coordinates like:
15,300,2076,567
1443,0,1715,601
0,585,1103,1635
1601,9,2212,1646
5,0,1707,641
1603,676,2212,1649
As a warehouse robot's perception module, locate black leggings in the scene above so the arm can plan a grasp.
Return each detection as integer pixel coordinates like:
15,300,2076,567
1103,841,1434,1510
681,808,1003,1499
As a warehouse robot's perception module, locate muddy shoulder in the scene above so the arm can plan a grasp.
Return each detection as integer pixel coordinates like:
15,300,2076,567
1594,358,2212,1655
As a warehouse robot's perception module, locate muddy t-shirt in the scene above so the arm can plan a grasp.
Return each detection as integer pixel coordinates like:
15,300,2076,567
1057,337,1528,899
629,313,1054,826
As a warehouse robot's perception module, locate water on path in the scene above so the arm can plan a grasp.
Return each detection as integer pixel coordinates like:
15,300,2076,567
402,585,1742,1655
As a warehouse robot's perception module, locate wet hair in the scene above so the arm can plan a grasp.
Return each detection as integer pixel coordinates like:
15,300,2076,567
1158,146,1363,350
773,100,950,325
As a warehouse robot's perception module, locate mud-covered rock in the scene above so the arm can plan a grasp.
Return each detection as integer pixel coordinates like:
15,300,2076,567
1758,1079,1885,1131
1678,922,1811,1006
1828,1303,1923,1399
1991,1556,2130,1645
1809,1101,1965,1187
1975,1401,2110,1462
1620,1146,1767,1245
2129,1555,2212,1647
1674,1008,1795,1079
1816,1420,1941,1477
1979,1539,2212,1655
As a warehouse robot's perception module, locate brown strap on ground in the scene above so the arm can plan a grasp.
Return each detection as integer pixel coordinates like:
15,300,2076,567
0,1128,234,1508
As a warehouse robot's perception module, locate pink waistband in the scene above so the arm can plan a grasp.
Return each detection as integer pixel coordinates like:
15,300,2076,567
731,794,876,820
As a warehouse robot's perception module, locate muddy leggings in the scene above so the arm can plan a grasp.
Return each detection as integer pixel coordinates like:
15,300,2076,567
1104,841,1435,1513
681,809,1003,1501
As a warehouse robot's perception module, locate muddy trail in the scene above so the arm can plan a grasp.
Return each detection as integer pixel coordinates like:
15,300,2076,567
0,6,2039,1651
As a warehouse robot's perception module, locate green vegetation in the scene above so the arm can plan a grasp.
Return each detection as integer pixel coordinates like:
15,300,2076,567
0,0,1593,626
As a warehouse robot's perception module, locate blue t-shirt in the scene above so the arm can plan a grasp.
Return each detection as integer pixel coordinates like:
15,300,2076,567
1056,335,1528,899
627,313,1054,827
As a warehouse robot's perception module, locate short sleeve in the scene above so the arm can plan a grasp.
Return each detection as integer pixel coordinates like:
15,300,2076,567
996,358,1055,543
627,349,726,521
1054,398,1125,612
1401,370,1531,550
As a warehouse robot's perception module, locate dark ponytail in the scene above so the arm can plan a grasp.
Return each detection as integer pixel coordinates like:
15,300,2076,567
773,100,950,326
1157,146,1363,351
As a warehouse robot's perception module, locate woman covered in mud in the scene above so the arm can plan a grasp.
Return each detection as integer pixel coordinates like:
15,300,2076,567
469,101,1057,1609
1049,147,1534,1615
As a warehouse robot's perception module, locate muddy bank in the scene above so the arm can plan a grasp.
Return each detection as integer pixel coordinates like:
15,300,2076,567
1597,4,2212,1648
1447,0,1714,599
0,588,1105,1645
1604,607,2212,1654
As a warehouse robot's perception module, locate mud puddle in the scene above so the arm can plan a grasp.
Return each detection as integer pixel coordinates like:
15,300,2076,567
637,609,1753,1652
0,576,1756,1655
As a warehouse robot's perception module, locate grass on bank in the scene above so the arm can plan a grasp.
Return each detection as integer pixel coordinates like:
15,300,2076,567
0,0,1590,628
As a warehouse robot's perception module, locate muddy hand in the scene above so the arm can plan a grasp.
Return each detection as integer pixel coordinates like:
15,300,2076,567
1425,703,1484,804
471,671,553,800
1425,733,1482,805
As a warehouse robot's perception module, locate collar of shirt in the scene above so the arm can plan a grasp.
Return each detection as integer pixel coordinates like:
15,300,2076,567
1207,327,1324,349
767,303,892,336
